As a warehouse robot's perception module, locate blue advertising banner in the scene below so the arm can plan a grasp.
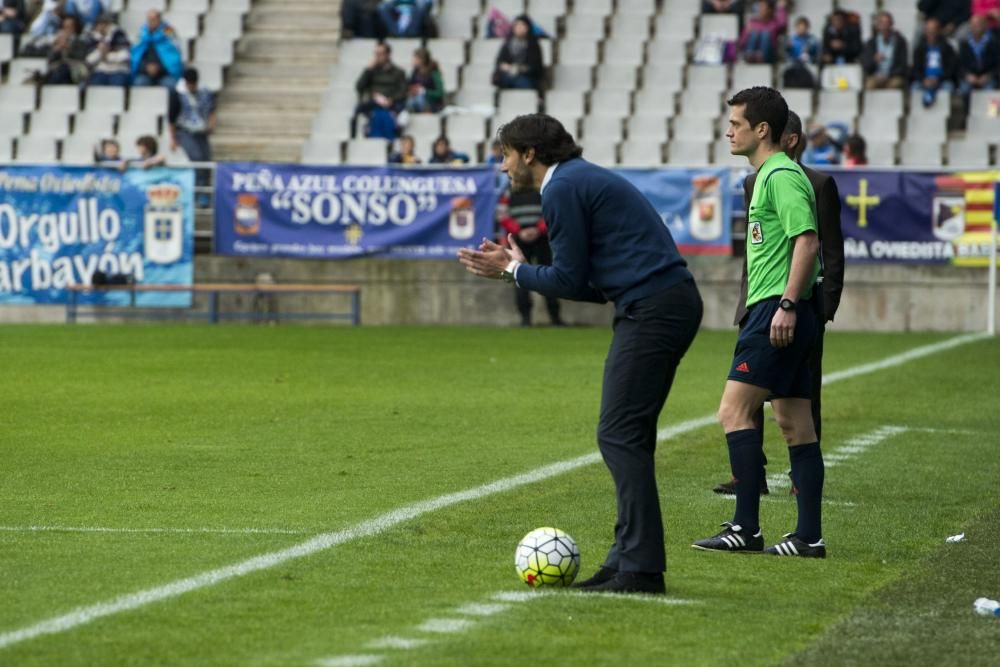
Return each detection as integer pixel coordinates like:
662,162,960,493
616,167,733,255
0,166,194,305
214,163,498,260
827,169,998,265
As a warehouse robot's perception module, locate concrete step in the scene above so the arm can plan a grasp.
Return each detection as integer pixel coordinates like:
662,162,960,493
248,12,341,31
217,113,316,136
212,135,305,163
220,84,324,108
229,61,331,80
240,33,339,55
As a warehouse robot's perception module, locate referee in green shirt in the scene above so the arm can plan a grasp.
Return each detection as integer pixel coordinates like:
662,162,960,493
693,87,827,558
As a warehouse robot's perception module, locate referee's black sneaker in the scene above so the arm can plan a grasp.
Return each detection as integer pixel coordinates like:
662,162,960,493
764,533,827,558
584,571,665,595
692,522,764,553
571,566,617,589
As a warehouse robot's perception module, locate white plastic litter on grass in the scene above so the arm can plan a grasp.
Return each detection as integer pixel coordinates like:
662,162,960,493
945,533,966,543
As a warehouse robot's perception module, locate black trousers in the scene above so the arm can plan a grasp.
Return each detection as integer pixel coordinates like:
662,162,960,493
598,279,703,573
514,237,560,324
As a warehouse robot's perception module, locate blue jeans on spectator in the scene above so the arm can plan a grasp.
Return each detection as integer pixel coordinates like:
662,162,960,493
89,71,130,86
743,31,774,63
133,73,177,87
177,129,213,207
959,78,997,96
351,100,404,138
496,73,537,90
378,4,425,37
911,79,955,107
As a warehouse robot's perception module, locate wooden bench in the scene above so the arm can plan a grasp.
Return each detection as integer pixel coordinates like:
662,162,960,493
65,283,361,325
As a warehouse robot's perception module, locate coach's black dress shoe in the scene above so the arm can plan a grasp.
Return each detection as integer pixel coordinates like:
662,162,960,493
584,571,666,595
571,566,617,589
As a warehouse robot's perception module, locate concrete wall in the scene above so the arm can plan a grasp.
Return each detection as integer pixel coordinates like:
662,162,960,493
1,257,995,331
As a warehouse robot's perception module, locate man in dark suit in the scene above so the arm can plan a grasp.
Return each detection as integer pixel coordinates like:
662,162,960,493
713,110,845,496
459,114,703,594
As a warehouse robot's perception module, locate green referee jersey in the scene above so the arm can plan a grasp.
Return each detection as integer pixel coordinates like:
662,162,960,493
745,151,821,308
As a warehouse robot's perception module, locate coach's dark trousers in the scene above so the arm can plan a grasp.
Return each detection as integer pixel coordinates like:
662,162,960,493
598,279,703,573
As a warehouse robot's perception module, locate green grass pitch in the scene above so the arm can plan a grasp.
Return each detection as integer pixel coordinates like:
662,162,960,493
1,325,999,666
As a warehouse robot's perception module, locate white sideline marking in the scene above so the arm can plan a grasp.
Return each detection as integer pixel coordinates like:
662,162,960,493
416,618,474,634
315,656,383,667
366,636,429,650
768,425,908,488
491,591,538,603
0,525,306,536
0,333,983,651
454,603,510,617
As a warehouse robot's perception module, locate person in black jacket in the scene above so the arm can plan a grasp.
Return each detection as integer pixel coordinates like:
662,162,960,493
493,15,544,90
821,10,862,64
459,114,703,594
862,11,909,89
911,17,958,107
918,0,972,38
713,110,844,497
958,15,1000,102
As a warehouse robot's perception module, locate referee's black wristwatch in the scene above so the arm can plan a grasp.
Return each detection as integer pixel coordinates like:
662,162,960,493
779,298,796,312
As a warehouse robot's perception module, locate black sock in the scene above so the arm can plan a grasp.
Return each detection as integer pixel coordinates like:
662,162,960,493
789,442,824,543
727,429,763,534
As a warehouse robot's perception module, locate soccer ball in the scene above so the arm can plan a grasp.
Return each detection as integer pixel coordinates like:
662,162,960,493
514,527,581,588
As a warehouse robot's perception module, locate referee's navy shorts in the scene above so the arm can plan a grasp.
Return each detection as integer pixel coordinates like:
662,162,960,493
727,296,818,399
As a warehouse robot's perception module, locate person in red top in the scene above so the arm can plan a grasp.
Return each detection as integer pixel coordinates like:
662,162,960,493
495,186,564,327
973,0,1000,32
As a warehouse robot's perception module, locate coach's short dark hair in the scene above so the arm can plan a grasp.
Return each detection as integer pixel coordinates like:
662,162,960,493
727,87,788,144
496,114,583,165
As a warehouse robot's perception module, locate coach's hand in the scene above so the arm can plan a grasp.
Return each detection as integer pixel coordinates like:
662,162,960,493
770,309,796,348
458,237,520,279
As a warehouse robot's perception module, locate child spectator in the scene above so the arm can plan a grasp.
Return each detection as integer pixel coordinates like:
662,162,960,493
94,138,121,166
121,135,167,171
783,16,819,87
428,136,469,164
389,135,421,164
842,134,868,166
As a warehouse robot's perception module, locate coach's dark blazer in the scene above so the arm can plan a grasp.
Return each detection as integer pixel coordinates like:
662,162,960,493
734,164,845,325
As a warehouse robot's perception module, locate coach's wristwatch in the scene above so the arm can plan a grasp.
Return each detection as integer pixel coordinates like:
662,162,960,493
500,260,520,284
779,298,796,312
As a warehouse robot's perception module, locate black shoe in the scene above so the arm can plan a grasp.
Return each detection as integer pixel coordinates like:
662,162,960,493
764,533,827,558
712,474,770,496
584,571,665,595
571,566,617,589
692,522,764,552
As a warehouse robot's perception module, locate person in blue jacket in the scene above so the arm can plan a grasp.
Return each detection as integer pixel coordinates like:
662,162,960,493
458,114,703,595
130,8,183,87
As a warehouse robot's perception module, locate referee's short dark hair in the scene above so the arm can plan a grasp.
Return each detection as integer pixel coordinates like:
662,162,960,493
727,87,789,145
496,114,583,165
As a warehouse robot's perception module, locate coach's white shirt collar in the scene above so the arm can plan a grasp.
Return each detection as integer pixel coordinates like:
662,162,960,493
539,163,559,195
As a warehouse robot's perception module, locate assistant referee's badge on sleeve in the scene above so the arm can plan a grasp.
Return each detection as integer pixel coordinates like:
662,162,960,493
749,221,764,245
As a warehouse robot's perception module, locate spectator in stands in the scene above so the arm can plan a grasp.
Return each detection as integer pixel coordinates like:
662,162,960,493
862,11,909,90
701,0,745,22
911,17,958,107
130,9,183,87
64,0,106,30
486,139,503,166
389,134,421,164
351,41,407,138
122,135,167,171
406,47,444,113
428,136,469,164
34,14,88,84
783,16,819,88
0,0,26,35
496,184,564,327
94,138,121,166
85,13,130,86
918,0,972,39
341,0,383,39
379,0,427,38
169,67,216,206
973,0,1000,34
20,0,63,57
493,15,544,91
842,134,868,167
802,123,840,165
738,0,787,64
821,10,862,65
959,15,999,101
